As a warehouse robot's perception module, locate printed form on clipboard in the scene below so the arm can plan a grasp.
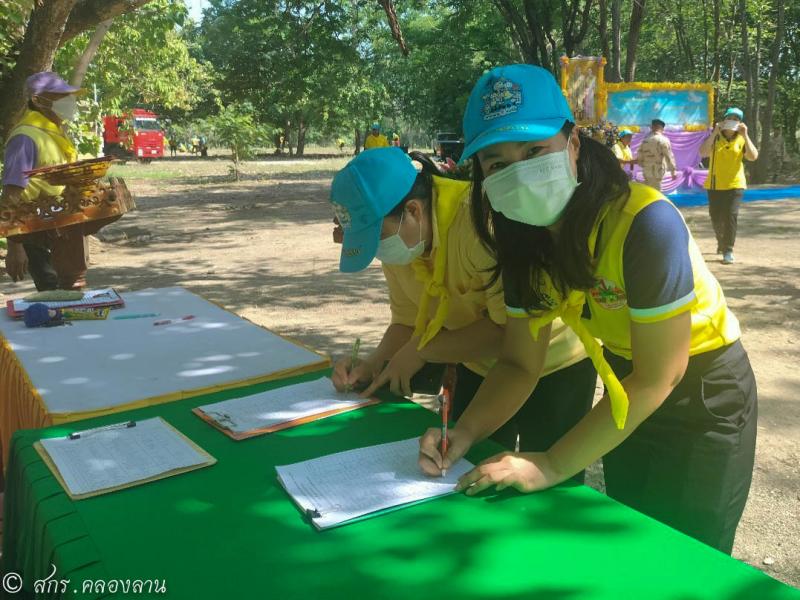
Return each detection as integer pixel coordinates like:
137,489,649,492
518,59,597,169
276,438,474,530
35,417,216,500
193,377,380,440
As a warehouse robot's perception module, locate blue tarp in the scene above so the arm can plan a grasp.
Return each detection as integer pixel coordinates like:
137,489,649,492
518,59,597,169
668,185,800,207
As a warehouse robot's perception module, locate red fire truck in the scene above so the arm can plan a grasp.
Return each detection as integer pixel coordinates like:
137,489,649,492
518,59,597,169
102,108,164,161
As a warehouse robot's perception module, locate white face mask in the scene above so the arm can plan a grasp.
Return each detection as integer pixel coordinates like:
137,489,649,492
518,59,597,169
483,148,579,227
50,96,78,121
721,119,740,132
375,210,425,265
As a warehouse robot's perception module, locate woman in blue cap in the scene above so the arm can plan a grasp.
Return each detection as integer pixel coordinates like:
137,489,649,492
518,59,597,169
699,107,759,265
329,147,596,458
418,64,757,554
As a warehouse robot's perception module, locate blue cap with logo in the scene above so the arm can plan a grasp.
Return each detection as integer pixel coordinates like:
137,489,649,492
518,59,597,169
723,107,744,120
330,147,418,273
618,129,634,138
460,64,574,162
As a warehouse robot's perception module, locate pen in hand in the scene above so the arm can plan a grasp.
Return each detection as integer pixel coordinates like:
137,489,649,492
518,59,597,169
344,337,361,393
439,364,457,477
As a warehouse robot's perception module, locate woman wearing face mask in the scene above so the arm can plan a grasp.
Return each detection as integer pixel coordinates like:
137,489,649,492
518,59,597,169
1,71,91,290
699,107,759,265
418,65,757,554
329,147,596,456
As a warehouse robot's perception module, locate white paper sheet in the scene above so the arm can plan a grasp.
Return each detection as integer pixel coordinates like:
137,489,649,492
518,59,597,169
276,438,474,530
12,288,121,312
197,377,368,434
40,417,210,497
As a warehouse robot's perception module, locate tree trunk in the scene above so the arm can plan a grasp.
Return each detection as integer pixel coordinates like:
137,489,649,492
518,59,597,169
786,110,798,155
624,0,647,81
0,0,78,143
751,11,762,143
599,0,611,72
494,0,539,65
752,0,784,183
738,0,754,129
296,118,307,157
711,0,721,85
70,18,113,87
610,0,623,82
353,127,362,155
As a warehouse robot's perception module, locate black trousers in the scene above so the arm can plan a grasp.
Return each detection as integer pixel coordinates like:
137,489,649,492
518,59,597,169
707,189,743,253
22,242,59,291
412,358,597,481
602,340,757,554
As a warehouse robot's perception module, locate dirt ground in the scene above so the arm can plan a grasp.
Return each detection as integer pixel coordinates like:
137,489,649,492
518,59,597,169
2,153,798,588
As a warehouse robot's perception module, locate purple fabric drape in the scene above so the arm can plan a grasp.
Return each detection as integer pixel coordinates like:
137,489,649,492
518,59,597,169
624,129,711,193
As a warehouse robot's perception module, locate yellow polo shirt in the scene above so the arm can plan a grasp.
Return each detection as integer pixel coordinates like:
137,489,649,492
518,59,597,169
383,178,586,377
705,134,747,190
612,141,633,162
364,134,389,149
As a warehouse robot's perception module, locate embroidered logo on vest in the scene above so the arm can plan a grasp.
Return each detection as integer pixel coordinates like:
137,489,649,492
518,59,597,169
590,278,627,310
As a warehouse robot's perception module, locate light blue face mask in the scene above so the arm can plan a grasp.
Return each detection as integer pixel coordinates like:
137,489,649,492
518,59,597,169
483,147,579,227
375,210,425,265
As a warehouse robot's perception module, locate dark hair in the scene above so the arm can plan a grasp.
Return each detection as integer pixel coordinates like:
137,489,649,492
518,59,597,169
470,121,631,311
385,151,442,217
651,119,666,129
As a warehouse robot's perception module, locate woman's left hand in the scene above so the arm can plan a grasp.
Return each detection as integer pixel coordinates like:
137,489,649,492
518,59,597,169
455,451,567,496
361,337,425,398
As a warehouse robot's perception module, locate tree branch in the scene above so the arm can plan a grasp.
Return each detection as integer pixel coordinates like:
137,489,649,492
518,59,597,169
61,0,154,43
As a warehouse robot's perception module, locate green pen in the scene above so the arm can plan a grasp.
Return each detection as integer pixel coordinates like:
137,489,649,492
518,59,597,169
345,337,361,393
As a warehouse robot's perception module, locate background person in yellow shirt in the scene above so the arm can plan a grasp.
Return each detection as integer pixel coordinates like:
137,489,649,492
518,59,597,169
699,107,759,265
329,147,595,460
612,129,634,176
363,123,389,150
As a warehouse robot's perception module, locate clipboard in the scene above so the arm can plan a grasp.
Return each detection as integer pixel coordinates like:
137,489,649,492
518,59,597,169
193,397,380,441
192,376,380,440
34,417,216,500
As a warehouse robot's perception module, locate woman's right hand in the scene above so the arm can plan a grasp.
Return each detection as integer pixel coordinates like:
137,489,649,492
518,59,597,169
5,242,28,282
331,356,378,393
418,426,476,477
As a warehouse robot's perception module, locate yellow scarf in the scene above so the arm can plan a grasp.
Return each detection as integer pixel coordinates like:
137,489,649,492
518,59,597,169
526,205,629,429
12,109,77,163
411,176,465,349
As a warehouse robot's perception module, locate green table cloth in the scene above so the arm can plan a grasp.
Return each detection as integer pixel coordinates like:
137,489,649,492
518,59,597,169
2,370,798,599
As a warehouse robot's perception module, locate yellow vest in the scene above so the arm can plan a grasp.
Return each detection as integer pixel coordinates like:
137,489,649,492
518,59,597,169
364,134,389,149
705,134,747,190
7,110,77,202
516,183,741,429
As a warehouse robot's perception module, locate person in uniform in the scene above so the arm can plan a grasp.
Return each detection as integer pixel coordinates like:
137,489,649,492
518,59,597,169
636,119,677,191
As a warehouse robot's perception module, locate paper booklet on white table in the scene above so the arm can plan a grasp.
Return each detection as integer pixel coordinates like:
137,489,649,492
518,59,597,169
8,287,124,316
35,417,216,500
276,437,474,530
194,377,379,440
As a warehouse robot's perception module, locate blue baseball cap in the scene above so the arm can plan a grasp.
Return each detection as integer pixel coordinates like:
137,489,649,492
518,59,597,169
330,147,418,273
724,107,744,120
460,64,574,162
619,129,634,138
